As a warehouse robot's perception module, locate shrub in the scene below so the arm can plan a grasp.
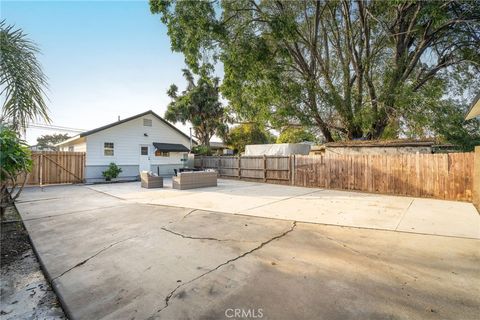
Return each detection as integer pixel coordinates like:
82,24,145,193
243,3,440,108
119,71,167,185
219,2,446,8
102,163,122,181
192,145,212,156
0,126,33,212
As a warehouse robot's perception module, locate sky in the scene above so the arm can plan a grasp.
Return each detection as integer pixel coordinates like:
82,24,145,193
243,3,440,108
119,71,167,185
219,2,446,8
1,0,205,144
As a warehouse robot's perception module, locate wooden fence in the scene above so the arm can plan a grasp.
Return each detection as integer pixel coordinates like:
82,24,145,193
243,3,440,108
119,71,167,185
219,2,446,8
195,152,475,202
19,151,86,185
195,156,291,183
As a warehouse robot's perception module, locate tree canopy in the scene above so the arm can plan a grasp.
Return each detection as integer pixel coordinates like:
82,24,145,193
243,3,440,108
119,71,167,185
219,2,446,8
36,133,70,150
164,68,229,147
277,127,316,144
0,21,50,133
151,0,480,146
226,123,275,154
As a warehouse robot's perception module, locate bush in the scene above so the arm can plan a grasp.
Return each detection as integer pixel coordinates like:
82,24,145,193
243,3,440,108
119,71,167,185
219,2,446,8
102,163,122,181
0,126,33,212
192,145,212,156
277,127,316,144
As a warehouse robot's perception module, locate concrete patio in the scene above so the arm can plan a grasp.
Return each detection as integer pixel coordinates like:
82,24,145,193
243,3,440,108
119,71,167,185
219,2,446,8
86,179,480,239
15,181,480,320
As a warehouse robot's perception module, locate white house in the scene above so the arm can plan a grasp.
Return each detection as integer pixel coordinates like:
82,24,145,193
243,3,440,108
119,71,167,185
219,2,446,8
56,110,193,183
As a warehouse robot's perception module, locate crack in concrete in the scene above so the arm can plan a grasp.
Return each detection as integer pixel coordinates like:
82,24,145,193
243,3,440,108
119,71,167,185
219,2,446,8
51,235,139,281
20,205,125,222
241,190,322,212
395,199,415,231
84,186,127,200
16,197,61,203
181,209,197,220
151,221,297,317
160,226,258,243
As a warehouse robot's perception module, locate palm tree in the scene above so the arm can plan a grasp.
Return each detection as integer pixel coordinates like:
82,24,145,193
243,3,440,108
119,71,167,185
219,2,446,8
0,20,50,133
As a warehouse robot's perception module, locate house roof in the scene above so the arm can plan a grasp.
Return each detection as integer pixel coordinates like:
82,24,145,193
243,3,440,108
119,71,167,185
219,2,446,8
210,141,227,149
465,93,480,120
324,139,436,148
153,142,190,152
77,110,192,141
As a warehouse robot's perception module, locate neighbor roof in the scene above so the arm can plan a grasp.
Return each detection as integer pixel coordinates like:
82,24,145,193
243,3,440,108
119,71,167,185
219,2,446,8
465,93,480,120
153,142,190,152
76,110,192,141
324,139,436,148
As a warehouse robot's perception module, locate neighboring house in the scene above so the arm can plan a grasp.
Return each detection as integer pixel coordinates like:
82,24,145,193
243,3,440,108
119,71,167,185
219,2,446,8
56,110,193,183
210,141,233,155
465,93,480,120
30,144,56,151
313,139,436,155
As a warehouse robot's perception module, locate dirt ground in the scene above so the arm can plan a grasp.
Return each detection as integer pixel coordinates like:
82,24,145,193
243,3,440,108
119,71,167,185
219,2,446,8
0,205,66,319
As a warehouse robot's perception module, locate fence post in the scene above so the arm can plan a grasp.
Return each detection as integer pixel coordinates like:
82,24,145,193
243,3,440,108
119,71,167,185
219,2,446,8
39,153,43,187
291,155,296,186
289,155,292,185
238,156,241,179
473,146,480,212
217,156,220,176
263,155,267,182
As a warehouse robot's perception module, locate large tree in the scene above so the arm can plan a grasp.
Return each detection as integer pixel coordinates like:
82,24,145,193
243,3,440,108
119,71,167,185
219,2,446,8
0,21,50,133
151,0,479,142
165,68,229,147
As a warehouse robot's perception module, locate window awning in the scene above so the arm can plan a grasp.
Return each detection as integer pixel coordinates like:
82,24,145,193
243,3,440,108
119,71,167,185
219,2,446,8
153,142,190,152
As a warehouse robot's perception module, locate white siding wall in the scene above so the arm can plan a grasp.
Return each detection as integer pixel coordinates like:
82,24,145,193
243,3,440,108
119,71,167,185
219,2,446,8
75,142,87,152
58,141,86,152
85,116,190,166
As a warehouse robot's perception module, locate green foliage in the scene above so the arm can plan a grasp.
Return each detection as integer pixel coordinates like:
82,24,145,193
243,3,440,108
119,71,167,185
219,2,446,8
0,126,32,208
102,163,122,181
0,126,32,181
277,127,316,144
164,68,229,146
36,133,70,150
150,1,221,73
0,21,50,132
226,123,275,154
428,101,480,152
191,145,212,156
152,1,480,142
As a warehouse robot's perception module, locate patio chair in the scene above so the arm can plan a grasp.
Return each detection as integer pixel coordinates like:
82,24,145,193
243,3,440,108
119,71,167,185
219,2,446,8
140,171,163,189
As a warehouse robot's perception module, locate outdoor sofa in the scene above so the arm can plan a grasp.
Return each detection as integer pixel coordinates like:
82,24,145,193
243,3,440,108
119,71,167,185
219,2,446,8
140,171,163,189
172,170,217,190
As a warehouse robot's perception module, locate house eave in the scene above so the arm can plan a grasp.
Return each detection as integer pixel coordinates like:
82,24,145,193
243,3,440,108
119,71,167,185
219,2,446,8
55,135,85,147
465,93,480,120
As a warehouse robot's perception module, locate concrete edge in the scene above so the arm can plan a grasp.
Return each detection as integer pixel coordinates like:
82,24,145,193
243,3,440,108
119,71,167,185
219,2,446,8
15,202,76,320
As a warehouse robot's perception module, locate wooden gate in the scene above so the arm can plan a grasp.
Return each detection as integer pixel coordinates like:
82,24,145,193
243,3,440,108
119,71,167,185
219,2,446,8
20,151,86,185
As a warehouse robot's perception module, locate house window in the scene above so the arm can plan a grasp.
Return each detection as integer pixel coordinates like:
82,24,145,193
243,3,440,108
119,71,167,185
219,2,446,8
104,142,114,156
140,146,148,155
68,146,74,152
143,118,152,127
155,150,170,157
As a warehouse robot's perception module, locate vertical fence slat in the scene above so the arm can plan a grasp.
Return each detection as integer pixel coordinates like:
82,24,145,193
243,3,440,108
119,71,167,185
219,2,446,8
195,152,474,202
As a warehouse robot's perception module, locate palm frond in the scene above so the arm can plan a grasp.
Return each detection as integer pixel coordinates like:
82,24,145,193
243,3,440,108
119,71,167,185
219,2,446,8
0,20,50,132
